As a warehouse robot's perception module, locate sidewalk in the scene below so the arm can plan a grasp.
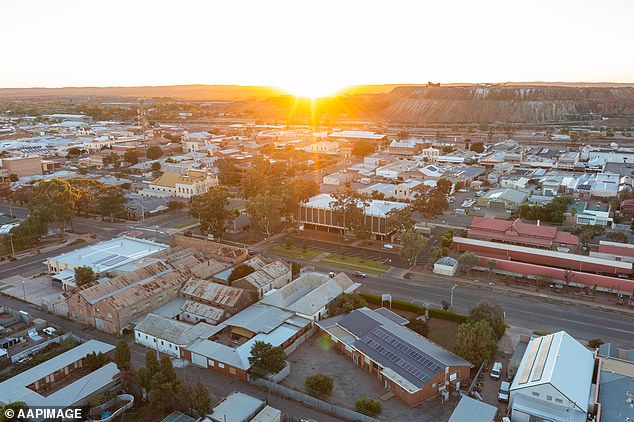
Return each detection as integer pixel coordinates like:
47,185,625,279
408,269,634,316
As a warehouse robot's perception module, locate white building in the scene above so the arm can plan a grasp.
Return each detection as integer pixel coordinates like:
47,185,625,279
145,169,219,198
433,256,459,277
134,313,216,358
509,331,594,422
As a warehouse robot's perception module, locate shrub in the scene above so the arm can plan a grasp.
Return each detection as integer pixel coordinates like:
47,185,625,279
355,397,381,415
305,374,333,397
588,338,604,349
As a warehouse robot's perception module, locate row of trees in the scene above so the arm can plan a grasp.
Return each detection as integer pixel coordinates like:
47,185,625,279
455,301,506,365
517,196,573,224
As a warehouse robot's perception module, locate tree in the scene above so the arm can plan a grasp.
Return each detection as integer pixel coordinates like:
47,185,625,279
470,142,485,153
486,259,497,280
399,229,428,266
279,178,319,218
66,147,82,157
29,179,81,235
0,401,28,422
414,185,448,220
85,351,109,370
5,214,48,252
427,246,443,268
151,161,162,172
305,374,334,397
355,397,381,416
215,158,240,185
587,338,604,349
189,187,232,238
454,320,498,364
327,293,368,316
241,168,270,199
74,266,96,286
435,178,453,196
114,339,131,370
123,150,139,165
96,186,127,222
351,139,375,157
407,318,429,337
105,152,121,169
246,193,285,238
386,206,414,233
248,341,287,378
167,201,185,211
8,173,18,182
458,252,479,274
145,349,160,376
187,379,212,417
469,301,506,339
330,187,369,239
228,264,255,283
146,146,163,160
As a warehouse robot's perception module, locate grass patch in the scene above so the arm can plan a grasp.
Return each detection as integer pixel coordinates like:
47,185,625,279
427,318,460,352
318,253,390,272
319,259,386,274
267,244,322,261
174,219,200,229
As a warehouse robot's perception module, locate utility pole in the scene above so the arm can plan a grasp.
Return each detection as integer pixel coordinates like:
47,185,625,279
9,233,15,258
450,284,458,310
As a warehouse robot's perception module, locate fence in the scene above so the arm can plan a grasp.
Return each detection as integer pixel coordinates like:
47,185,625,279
250,377,381,422
10,332,81,363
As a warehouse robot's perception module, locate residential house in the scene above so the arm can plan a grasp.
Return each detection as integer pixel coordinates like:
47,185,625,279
145,169,219,198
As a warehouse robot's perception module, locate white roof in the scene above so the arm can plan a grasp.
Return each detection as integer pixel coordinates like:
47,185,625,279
0,340,118,408
48,236,168,273
211,391,264,422
510,331,594,412
303,194,407,217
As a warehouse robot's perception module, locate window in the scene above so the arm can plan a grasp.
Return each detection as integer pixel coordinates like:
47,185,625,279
208,359,215,367
546,395,552,401
555,398,563,404
532,392,540,397
218,363,225,368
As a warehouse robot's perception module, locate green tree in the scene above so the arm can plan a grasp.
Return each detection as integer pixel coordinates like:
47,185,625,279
279,178,319,218
189,187,232,238
124,150,139,165
305,374,334,397
351,139,375,157
151,161,162,172
74,266,95,286
470,142,485,153
435,178,453,196
29,179,81,235
105,152,121,169
187,379,212,417
146,146,163,160
327,293,367,316
85,351,109,370
215,158,240,185
0,401,28,422
486,259,497,280
469,301,506,339
5,214,48,252
386,206,414,233
241,168,270,199
427,246,443,268
355,397,381,416
248,341,287,378
228,264,255,283
399,229,428,266
454,320,498,364
145,349,160,376
246,193,285,238
96,186,127,222
330,187,369,239
114,339,131,370
458,252,480,274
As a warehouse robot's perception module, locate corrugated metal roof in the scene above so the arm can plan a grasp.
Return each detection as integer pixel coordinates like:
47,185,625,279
180,300,227,325
180,278,249,308
135,314,216,345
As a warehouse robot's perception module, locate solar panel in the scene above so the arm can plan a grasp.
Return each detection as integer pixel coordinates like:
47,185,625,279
531,335,553,382
518,336,543,384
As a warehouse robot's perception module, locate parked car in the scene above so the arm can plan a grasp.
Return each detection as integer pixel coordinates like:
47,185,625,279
502,418,511,422
352,271,367,278
328,271,336,278
490,361,503,379
383,243,394,249
43,327,56,336
498,381,510,402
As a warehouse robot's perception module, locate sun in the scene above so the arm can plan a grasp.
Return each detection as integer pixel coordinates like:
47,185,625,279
280,80,345,99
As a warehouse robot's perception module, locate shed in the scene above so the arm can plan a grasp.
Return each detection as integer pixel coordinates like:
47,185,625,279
448,396,498,422
433,256,459,277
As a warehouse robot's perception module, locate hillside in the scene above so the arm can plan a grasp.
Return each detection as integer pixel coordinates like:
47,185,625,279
382,85,634,123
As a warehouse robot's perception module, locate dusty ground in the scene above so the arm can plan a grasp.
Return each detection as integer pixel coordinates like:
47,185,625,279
284,334,459,422
0,274,59,304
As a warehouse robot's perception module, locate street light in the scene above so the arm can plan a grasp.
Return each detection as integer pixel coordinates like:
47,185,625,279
22,280,27,302
450,284,458,310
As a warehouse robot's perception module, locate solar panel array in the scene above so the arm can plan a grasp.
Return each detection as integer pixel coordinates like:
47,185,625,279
518,336,543,385
361,337,432,384
531,335,553,382
371,327,444,374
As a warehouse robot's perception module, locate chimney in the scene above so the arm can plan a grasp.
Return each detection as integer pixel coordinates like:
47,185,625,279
537,220,540,226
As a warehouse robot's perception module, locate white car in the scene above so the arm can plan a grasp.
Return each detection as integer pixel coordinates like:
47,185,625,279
383,243,394,249
490,361,503,379
498,381,510,402
43,327,56,336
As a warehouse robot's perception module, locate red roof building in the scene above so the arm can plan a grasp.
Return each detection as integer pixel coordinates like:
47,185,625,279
468,217,579,252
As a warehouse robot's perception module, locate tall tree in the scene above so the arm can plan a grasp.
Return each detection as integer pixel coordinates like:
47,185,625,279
188,379,212,417
454,320,498,364
248,341,287,378
124,150,139,165
69,178,105,216
146,146,163,160
330,187,369,239
386,206,414,233
351,139,375,157
97,186,128,222
114,339,132,370
435,178,453,196
399,229,428,266
469,301,506,339
189,187,232,238
74,266,96,286
458,252,480,274
246,193,285,238
29,179,81,235
279,178,319,218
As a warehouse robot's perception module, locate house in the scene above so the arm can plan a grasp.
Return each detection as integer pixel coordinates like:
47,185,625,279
0,156,44,178
358,179,423,201
180,278,254,314
296,194,408,240
448,396,498,422
468,217,579,251
134,313,216,358
0,340,119,410
567,202,612,227
317,307,472,406
260,272,359,321
145,169,219,198
479,188,528,210
231,260,292,298
322,171,354,186
510,331,594,422
433,256,459,276
376,160,420,180
184,304,312,381
596,344,634,422
47,236,169,290
205,391,281,422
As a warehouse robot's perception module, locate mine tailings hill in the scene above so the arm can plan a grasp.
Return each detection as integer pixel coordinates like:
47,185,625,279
382,85,634,124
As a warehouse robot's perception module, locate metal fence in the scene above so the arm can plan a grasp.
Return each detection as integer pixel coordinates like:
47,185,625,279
250,377,381,422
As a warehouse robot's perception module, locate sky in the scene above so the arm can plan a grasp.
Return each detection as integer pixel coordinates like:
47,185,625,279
3,0,634,96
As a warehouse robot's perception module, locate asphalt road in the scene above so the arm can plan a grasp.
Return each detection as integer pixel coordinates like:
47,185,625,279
267,256,634,349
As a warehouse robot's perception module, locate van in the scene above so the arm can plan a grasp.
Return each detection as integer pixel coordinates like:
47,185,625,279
498,381,510,402
490,361,503,379
455,209,466,215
